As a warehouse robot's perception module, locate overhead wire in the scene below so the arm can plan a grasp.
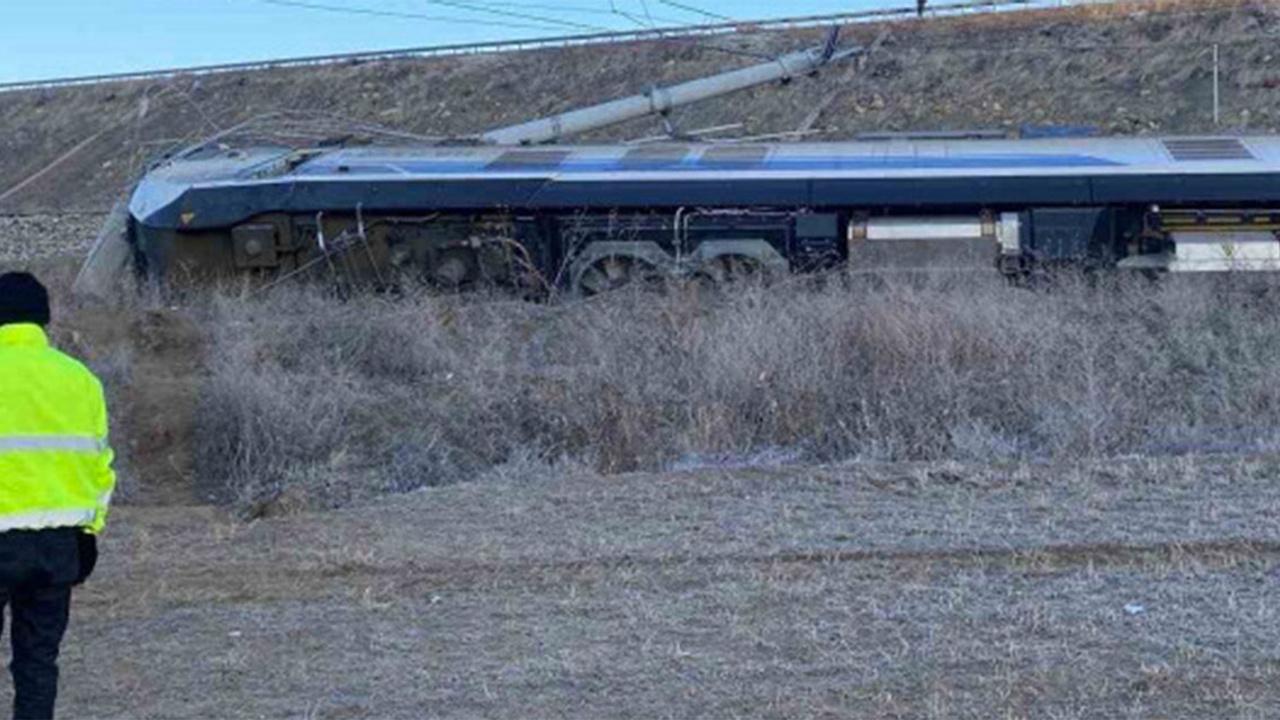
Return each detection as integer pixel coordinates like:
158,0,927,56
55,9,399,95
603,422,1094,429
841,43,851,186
470,0,683,23
249,0,1266,59
118,0,1280,109
126,9,1273,155
269,0,700,32
657,0,732,21
607,0,655,28
419,0,751,53
435,0,690,29
638,0,656,27
258,0,1280,38
258,0,809,87
260,0,565,29
415,0,614,30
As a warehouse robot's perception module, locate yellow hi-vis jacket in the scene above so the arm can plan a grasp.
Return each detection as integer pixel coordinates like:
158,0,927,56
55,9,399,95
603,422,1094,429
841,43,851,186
0,323,115,535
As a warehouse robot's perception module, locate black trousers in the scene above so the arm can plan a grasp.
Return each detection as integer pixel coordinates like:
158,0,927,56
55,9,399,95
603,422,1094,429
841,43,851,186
0,529,82,720
0,587,69,720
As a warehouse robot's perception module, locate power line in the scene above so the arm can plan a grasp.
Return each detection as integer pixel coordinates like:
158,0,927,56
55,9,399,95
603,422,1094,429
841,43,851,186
261,0,563,29
607,0,655,28
417,0,613,31
450,0,691,29
639,0,657,27
658,0,732,21
475,0,682,23
7,0,1258,92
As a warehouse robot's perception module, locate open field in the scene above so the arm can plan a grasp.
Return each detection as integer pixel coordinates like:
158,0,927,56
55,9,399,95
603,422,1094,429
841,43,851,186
39,456,1280,719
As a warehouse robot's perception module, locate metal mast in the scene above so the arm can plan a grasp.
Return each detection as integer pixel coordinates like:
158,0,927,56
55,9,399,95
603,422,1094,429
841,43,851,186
481,32,856,145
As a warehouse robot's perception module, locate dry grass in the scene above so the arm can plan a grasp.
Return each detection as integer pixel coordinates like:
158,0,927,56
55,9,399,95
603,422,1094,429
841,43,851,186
17,259,1280,514
168,273,1280,513
11,249,1280,718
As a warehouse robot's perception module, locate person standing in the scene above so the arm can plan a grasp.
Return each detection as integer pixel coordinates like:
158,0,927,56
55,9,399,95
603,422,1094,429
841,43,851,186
0,272,114,720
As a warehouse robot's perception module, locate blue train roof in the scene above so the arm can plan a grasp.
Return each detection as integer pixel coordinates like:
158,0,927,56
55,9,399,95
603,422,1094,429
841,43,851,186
131,136,1280,230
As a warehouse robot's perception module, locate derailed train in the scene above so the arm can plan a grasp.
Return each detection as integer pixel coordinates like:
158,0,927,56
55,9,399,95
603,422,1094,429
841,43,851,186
124,133,1280,293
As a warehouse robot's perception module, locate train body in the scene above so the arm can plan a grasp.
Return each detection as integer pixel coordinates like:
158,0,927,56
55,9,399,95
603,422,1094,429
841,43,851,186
126,134,1280,292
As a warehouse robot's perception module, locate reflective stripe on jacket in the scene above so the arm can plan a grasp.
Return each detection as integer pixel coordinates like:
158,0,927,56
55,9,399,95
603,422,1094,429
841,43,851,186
0,323,115,534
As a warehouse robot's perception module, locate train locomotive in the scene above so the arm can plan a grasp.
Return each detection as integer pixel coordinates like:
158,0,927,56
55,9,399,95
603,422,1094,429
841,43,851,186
100,38,1280,295
124,134,1280,292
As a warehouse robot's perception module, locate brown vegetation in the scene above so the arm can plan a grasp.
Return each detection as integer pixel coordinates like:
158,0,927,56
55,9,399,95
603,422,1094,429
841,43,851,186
10,206,1280,720
39,273,1280,514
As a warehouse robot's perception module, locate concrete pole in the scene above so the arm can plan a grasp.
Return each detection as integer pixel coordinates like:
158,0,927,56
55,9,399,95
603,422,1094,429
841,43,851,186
1213,43,1220,126
481,46,855,145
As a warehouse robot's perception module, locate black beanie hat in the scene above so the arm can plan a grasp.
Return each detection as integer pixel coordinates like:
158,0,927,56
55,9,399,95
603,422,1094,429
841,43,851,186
0,272,51,327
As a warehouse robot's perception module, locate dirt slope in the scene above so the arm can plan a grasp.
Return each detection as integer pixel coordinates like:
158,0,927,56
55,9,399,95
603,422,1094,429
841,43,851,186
44,456,1280,718
3,1,1280,214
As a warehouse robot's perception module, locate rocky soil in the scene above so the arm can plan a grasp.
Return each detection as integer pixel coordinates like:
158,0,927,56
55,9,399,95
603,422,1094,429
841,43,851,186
0,213,105,266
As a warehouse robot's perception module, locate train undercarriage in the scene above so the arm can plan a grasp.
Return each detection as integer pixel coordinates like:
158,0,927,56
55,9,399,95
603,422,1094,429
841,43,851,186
129,203,1280,295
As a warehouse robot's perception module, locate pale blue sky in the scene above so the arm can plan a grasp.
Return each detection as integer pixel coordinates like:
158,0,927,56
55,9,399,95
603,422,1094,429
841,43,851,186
0,1,907,83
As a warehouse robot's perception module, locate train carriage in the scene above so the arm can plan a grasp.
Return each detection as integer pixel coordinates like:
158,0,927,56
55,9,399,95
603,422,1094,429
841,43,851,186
125,134,1280,292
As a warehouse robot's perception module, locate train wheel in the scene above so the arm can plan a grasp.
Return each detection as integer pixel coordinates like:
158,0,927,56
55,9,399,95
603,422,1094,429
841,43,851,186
429,248,478,288
577,255,663,296
697,255,769,287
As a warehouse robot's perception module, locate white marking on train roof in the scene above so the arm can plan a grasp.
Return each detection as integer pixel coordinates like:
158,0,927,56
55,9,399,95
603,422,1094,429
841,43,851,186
186,158,1280,192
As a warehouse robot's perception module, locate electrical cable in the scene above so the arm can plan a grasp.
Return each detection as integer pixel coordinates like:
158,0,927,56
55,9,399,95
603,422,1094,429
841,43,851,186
603,0,649,28
428,0,693,30
261,0,563,29
471,0,683,23
639,0,657,27
605,0,655,28
417,0,613,30
440,0,733,47
13,0,1274,92
657,0,732,21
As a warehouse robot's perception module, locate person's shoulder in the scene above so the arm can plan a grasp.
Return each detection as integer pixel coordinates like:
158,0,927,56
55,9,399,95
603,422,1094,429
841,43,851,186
41,346,106,391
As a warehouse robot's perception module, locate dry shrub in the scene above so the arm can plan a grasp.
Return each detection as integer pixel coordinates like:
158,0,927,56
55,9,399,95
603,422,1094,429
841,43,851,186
191,274,1280,510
